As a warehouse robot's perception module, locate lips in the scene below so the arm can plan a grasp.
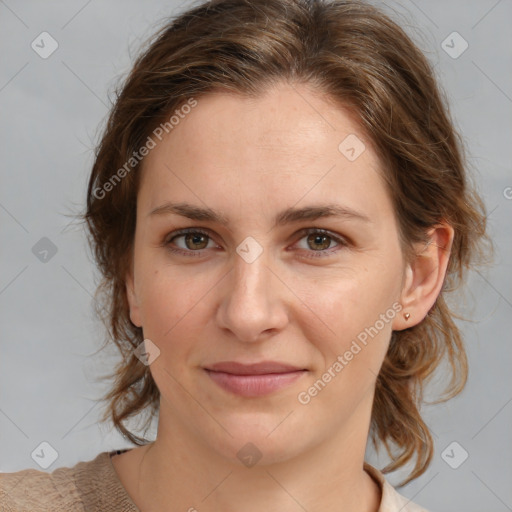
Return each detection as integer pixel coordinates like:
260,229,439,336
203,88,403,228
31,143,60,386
203,361,307,397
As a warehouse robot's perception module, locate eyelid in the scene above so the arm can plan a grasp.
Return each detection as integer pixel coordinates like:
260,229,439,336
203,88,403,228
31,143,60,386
165,227,213,242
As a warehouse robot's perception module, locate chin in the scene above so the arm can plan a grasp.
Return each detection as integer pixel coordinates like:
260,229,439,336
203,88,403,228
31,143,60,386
204,420,307,467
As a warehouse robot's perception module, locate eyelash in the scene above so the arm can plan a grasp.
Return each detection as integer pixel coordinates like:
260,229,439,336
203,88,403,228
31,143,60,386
163,227,349,259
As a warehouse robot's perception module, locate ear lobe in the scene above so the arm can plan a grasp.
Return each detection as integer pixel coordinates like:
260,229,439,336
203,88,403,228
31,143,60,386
125,268,142,328
392,222,454,331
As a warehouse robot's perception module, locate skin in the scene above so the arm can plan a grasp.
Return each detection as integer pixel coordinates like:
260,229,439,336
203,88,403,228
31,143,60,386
113,81,453,512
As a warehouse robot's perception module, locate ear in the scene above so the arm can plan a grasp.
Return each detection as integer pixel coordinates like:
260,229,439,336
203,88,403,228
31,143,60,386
125,262,143,328
392,222,454,331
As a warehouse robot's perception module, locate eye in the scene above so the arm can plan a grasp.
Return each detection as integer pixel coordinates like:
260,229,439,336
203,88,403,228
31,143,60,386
164,228,218,255
293,228,348,258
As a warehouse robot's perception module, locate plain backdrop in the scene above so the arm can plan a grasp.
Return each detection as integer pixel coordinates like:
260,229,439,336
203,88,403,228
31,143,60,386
0,1,511,511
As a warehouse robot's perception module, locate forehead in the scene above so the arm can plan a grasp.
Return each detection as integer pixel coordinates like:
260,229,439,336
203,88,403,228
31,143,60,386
137,82,391,222
147,83,368,158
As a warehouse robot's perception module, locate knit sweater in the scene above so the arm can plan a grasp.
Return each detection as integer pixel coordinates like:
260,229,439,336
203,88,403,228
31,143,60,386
0,449,429,511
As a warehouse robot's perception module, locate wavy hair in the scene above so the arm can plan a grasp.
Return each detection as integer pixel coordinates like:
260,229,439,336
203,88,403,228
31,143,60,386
79,0,492,486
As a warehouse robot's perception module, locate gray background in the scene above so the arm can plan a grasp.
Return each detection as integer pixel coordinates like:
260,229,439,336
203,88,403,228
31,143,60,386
0,1,510,511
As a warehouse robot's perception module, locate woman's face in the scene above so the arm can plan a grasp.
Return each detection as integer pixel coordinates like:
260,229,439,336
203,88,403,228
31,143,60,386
126,81,408,464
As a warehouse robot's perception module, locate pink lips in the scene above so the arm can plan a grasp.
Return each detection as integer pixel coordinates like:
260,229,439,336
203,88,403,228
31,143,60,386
204,361,307,397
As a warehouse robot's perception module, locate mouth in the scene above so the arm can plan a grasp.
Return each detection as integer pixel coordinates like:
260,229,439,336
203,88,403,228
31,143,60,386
203,361,308,397
204,360,306,375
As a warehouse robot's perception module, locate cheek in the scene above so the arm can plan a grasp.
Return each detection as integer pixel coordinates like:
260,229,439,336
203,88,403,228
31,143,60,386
294,263,399,364
138,271,212,389
136,262,206,337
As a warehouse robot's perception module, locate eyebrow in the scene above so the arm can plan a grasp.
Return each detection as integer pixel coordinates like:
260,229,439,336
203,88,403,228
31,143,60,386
148,201,372,227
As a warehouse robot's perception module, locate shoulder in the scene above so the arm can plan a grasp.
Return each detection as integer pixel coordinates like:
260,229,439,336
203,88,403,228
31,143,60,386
0,450,137,512
364,463,431,512
0,459,84,511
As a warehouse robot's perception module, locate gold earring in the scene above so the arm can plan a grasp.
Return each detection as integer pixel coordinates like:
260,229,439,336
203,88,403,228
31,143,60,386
404,312,411,320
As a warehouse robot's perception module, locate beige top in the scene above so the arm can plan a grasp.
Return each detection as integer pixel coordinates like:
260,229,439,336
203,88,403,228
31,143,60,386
0,449,429,511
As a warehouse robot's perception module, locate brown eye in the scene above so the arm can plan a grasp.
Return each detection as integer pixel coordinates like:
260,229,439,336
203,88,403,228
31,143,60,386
165,229,216,254
306,233,333,251
184,232,209,250
294,228,348,258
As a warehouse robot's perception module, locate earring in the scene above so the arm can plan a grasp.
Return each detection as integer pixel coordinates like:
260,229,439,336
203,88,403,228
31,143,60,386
404,312,411,321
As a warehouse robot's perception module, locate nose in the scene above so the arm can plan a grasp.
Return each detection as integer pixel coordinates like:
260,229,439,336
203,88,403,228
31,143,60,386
216,247,289,343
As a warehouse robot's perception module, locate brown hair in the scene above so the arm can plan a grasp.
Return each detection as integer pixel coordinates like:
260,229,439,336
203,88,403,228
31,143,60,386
79,0,492,486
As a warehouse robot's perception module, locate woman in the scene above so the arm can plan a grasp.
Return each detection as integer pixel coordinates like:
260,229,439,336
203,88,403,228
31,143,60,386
0,0,491,510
